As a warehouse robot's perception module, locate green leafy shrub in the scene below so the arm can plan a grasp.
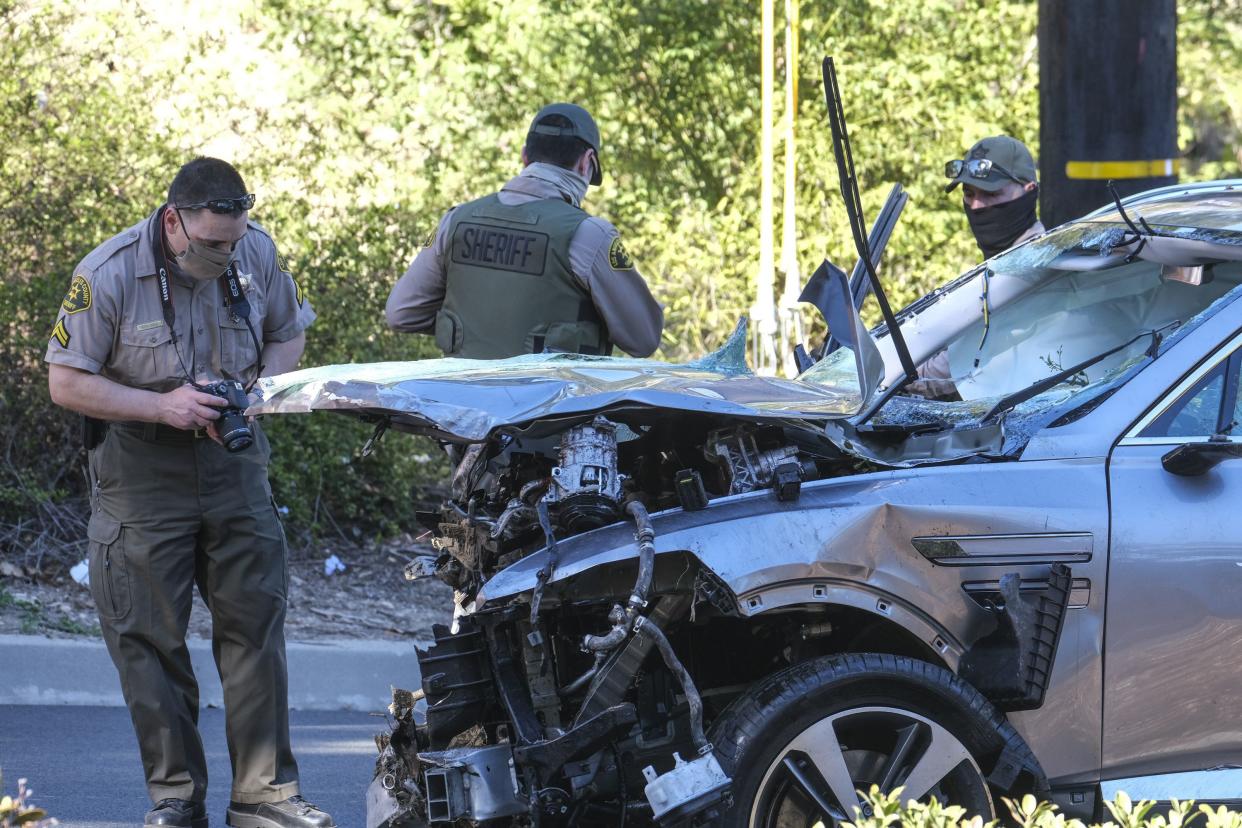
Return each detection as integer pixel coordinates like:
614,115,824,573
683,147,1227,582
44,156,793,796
1,0,1238,567
845,786,1230,828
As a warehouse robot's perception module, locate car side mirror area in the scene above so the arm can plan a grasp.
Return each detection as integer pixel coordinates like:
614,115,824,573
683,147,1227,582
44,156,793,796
1161,436,1242,476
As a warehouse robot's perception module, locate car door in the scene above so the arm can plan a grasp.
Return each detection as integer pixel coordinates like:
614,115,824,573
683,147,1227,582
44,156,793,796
1104,330,1242,787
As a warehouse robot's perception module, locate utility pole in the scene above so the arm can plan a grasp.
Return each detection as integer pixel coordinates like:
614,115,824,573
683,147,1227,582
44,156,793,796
1038,0,1178,227
778,0,802,378
751,0,778,375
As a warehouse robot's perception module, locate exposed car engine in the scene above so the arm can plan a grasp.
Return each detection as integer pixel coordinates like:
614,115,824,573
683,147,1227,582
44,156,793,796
415,414,849,600
369,414,865,828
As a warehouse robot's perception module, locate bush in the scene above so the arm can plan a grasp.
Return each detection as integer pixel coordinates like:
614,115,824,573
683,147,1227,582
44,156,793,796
1,0,1238,570
850,785,1220,828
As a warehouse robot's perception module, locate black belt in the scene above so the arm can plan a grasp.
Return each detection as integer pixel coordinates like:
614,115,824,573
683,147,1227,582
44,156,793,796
110,421,209,443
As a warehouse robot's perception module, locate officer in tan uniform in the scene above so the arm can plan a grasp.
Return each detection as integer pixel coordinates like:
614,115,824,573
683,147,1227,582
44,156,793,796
45,158,333,828
386,102,663,358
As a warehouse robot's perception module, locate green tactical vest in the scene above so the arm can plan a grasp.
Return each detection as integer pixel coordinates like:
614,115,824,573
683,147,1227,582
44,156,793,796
436,193,613,359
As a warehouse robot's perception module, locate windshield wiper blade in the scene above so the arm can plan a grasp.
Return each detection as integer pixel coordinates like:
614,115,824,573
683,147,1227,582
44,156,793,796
982,323,1176,422
822,57,918,384
1107,180,1161,262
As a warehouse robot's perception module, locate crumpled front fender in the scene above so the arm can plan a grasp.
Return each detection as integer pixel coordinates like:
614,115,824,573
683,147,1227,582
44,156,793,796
478,466,1025,663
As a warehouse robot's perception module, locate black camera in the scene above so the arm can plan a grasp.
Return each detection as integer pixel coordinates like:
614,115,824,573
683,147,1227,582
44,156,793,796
198,380,253,453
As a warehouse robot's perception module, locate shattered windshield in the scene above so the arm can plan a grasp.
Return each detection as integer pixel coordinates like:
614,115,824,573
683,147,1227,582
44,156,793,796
1081,186,1242,236
801,219,1242,430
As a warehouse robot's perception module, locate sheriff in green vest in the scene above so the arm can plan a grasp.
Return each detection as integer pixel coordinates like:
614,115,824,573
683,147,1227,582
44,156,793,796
386,103,664,358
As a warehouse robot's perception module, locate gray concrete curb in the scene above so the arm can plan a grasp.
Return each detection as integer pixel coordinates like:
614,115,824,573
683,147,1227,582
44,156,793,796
0,633,424,711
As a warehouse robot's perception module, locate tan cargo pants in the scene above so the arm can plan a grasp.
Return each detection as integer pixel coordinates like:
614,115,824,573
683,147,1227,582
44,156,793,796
87,421,299,806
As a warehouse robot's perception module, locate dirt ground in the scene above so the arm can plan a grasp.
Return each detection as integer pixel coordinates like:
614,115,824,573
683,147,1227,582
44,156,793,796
0,534,453,642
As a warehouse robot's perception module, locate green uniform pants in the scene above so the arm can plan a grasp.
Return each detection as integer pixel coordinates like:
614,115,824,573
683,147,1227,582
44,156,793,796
87,421,299,805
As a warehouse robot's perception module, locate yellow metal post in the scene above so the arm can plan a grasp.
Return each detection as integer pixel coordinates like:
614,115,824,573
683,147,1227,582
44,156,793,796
751,0,778,375
778,0,801,377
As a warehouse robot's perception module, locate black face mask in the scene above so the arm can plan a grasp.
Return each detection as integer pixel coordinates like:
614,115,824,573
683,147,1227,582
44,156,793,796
965,186,1039,258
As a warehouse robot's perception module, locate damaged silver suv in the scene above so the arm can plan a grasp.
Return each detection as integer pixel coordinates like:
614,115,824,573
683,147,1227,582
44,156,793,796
253,177,1242,828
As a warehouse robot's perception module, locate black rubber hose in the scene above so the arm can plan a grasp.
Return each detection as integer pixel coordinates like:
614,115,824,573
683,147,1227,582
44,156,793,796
581,503,657,656
559,652,607,696
624,500,656,618
637,617,708,751
582,604,629,653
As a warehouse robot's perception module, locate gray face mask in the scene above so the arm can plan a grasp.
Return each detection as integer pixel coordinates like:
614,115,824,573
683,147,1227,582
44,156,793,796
523,162,589,207
174,210,234,281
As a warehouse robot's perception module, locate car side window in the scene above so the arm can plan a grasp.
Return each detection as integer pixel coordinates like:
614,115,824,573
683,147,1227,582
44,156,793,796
1140,353,1241,439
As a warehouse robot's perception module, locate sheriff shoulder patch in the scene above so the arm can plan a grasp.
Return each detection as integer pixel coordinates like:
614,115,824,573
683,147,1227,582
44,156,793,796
51,318,70,347
293,276,305,307
608,237,633,271
422,229,435,248
61,275,92,315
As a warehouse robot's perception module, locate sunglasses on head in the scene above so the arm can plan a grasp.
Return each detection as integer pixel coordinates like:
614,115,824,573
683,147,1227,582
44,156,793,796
176,193,256,214
944,158,1022,184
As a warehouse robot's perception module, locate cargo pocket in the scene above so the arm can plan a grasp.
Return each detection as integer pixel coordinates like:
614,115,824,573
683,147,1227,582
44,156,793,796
270,496,290,595
119,325,180,387
434,310,464,355
87,512,130,622
540,321,605,355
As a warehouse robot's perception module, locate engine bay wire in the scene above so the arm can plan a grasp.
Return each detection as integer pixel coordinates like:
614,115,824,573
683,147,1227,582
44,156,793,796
529,498,561,634
974,267,992,370
634,615,708,752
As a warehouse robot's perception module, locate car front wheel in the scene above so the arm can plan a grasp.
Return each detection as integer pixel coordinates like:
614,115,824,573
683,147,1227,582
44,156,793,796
709,653,1042,827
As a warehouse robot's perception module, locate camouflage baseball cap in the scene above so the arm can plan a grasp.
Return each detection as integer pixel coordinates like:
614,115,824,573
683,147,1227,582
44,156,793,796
528,103,603,185
945,135,1037,193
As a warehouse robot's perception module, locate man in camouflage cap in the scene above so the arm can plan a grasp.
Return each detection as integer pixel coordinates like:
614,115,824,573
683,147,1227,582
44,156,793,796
45,157,332,828
911,136,1046,400
945,134,1045,259
386,102,663,359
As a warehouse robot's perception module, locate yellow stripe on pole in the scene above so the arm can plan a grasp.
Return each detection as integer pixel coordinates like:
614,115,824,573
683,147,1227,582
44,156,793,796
1065,159,1180,179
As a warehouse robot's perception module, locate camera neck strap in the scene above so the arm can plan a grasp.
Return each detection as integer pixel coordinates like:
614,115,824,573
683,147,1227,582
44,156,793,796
151,206,264,389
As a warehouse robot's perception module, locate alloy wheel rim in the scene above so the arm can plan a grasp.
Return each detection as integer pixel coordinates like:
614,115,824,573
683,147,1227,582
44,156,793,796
748,705,994,828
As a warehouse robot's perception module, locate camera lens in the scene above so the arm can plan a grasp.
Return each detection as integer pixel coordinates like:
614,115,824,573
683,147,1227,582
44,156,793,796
217,410,253,453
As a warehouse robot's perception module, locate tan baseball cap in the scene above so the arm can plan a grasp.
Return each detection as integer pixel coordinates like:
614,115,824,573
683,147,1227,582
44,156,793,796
945,135,1037,193
528,103,603,185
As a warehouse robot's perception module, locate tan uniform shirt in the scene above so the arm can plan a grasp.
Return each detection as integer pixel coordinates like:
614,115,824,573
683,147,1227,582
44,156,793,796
386,169,664,357
44,207,315,393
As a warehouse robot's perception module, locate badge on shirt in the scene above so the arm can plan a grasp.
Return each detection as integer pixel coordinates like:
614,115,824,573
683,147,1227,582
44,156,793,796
61,275,92,315
608,237,634,271
51,318,70,347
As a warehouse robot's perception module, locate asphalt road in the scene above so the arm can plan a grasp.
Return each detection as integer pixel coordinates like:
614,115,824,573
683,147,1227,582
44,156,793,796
0,705,382,828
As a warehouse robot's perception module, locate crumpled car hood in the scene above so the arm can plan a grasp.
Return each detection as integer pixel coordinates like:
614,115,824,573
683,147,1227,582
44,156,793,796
250,323,866,442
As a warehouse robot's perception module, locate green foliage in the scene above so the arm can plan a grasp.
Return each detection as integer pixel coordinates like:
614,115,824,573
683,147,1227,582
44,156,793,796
1178,0,1242,182
845,786,1219,828
0,0,1238,559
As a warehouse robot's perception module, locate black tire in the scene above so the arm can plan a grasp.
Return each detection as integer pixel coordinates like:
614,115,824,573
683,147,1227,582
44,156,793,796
709,653,1044,828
